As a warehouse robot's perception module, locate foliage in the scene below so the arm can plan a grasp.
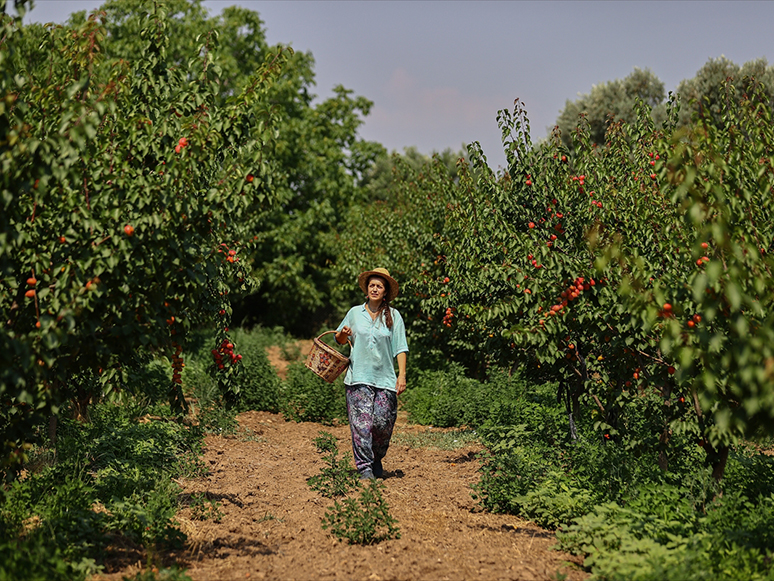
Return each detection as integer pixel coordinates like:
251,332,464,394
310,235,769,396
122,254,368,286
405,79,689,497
122,566,193,581
321,479,400,545
463,368,774,578
229,327,282,413
187,492,223,522
402,364,550,430
0,385,205,578
66,0,388,334
675,56,774,128
557,490,774,581
556,67,666,150
307,431,360,498
554,58,774,151
390,428,478,451
400,80,774,481
0,2,289,470
281,362,347,425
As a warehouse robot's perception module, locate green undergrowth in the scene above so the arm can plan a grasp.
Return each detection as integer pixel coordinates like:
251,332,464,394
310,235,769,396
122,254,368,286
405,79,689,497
401,363,774,580
309,431,400,545
0,396,204,580
182,326,346,427
391,428,478,451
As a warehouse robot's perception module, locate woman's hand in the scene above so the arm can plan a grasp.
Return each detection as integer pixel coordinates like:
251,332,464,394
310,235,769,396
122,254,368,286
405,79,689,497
395,352,407,395
336,326,352,345
396,374,407,395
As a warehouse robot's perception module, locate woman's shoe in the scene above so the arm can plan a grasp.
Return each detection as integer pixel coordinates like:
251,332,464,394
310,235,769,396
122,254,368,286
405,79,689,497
359,468,375,480
373,458,384,478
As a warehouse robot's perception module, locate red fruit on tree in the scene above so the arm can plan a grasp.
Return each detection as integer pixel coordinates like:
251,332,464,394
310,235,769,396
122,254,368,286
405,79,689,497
124,224,135,236
27,277,37,286
25,289,35,298
663,302,672,312
528,222,535,229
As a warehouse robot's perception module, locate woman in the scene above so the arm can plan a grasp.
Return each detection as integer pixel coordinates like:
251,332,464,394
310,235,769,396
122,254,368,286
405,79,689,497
335,268,408,480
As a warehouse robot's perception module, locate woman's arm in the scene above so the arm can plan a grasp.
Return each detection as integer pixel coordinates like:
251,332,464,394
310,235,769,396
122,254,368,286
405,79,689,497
395,352,407,395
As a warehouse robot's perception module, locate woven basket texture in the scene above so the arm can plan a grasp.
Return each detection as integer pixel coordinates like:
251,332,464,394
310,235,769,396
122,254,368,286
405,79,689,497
305,331,350,383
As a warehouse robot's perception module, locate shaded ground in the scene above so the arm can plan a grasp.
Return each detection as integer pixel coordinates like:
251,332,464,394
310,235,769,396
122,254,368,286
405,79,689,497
93,344,588,581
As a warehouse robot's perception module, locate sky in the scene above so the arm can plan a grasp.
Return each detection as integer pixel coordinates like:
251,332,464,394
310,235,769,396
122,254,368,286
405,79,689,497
20,0,774,170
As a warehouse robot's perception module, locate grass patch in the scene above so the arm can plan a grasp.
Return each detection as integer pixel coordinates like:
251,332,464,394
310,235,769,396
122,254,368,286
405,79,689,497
391,428,479,451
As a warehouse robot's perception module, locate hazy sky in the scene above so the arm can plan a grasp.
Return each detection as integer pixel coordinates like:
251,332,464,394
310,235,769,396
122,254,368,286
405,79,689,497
22,1,774,169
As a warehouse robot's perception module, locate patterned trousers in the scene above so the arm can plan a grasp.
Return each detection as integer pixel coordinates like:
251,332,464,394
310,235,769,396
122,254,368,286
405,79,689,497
345,383,398,473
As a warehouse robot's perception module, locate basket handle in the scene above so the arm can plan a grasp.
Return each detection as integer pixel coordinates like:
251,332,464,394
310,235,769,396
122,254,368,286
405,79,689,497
318,330,352,350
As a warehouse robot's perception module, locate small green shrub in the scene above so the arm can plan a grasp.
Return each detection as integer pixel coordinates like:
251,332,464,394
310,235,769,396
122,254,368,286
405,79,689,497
281,363,347,425
557,488,774,581
106,479,186,552
307,431,360,498
122,566,193,581
230,328,283,413
188,493,224,523
0,534,77,581
322,480,400,545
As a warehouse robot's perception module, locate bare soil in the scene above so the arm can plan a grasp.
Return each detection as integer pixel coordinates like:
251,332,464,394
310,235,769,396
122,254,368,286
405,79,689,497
93,345,588,581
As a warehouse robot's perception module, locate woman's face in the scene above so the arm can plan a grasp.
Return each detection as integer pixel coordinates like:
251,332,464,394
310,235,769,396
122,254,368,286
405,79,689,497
367,277,387,302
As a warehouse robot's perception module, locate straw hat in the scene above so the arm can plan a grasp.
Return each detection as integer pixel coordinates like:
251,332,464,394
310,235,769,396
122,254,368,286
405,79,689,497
358,268,399,302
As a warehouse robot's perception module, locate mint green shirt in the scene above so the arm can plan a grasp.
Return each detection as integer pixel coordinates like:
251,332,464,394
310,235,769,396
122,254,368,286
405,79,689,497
337,304,409,392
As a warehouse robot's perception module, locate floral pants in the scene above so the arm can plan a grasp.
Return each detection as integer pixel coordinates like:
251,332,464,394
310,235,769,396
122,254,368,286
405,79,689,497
345,384,398,473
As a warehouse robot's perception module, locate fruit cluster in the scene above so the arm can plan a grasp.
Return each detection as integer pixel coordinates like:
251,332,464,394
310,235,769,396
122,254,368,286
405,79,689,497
175,136,188,153
25,276,37,298
546,276,595,319
212,339,242,370
171,341,184,384
217,243,240,264
442,307,454,328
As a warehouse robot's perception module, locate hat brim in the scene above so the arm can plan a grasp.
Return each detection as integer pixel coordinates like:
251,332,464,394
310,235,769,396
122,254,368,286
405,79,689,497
358,270,399,302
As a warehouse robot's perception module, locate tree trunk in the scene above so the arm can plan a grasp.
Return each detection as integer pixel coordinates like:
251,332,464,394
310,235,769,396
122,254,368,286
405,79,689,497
710,445,730,482
48,414,57,446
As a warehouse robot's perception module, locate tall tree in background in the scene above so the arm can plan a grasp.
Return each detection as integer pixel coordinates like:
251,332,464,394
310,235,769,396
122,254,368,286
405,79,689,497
555,67,666,150
69,0,383,335
675,56,774,127
554,58,774,150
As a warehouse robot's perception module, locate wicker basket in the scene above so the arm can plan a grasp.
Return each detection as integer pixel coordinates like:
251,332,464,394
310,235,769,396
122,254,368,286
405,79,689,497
305,331,351,383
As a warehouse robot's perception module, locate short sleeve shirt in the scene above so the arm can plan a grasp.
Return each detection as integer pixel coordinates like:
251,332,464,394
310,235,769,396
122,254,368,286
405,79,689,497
336,304,409,392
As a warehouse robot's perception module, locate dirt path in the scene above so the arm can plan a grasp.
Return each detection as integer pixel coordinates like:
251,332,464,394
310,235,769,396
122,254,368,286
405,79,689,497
93,343,587,580
96,408,586,581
